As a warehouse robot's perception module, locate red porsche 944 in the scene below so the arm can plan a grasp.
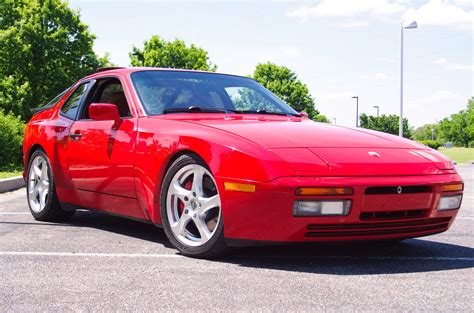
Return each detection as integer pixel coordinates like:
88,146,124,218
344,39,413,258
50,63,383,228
23,68,463,257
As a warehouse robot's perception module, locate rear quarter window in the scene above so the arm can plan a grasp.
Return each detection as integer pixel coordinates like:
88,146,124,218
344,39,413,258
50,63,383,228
61,83,90,120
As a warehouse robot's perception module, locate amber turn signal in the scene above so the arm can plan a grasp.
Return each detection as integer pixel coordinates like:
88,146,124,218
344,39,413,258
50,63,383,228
441,183,464,192
224,182,256,193
296,187,353,196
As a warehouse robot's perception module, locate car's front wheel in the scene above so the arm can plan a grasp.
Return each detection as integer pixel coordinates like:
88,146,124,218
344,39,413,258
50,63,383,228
160,154,227,258
27,149,75,222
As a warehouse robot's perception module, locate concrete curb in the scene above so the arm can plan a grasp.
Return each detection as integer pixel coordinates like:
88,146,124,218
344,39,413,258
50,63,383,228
0,176,26,193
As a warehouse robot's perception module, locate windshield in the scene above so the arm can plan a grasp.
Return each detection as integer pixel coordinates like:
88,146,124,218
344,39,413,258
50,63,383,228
130,70,299,116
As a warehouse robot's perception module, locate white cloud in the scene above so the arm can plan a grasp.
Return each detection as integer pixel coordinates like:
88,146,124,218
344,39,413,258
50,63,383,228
360,72,395,81
287,0,473,30
286,0,405,19
434,58,473,71
403,0,473,28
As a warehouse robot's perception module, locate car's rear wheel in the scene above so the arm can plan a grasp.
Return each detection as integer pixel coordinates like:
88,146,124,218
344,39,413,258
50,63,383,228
27,150,75,222
160,154,227,258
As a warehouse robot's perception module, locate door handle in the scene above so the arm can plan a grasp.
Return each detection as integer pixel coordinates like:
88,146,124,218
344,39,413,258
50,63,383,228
69,133,82,140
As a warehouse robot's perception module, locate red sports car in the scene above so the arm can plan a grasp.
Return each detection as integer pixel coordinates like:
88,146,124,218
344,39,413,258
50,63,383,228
23,67,464,257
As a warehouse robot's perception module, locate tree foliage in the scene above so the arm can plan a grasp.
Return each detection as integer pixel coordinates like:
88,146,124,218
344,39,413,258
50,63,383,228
412,123,438,141
250,62,328,122
359,113,412,138
0,110,24,169
0,0,110,120
437,97,473,147
130,35,217,71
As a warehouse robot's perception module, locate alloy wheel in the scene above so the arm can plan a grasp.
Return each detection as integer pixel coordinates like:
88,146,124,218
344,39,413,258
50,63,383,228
28,155,50,213
166,164,221,247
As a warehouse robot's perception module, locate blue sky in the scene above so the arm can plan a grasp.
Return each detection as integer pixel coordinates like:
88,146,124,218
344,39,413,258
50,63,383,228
69,0,472,128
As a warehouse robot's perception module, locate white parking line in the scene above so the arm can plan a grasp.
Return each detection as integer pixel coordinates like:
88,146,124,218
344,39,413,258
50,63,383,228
0,251,182,258
0,251,472,261
0,212,30,215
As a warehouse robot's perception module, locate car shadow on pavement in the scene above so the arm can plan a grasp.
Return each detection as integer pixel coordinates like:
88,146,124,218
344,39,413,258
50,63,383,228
5,210,472,275
218,240,474,275
71,211,474,275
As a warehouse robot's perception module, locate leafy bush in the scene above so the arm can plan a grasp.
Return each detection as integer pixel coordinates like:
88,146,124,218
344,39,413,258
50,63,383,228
418,140,442,150
0,110,25,170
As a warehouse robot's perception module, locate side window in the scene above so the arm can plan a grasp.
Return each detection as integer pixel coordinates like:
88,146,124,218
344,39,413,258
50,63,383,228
84,78,131,118
61,83,89,120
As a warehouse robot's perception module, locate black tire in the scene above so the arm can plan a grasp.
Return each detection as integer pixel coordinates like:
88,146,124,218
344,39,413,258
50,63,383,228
160,154,228,258
26,149,75,222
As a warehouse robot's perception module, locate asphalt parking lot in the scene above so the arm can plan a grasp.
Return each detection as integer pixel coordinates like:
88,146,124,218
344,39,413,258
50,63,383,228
1,166,473,311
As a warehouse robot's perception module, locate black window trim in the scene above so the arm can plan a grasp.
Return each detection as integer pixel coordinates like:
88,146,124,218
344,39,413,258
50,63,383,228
59,80,95,121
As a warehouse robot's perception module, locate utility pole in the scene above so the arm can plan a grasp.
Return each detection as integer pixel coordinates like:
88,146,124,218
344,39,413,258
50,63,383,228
352,96,359,127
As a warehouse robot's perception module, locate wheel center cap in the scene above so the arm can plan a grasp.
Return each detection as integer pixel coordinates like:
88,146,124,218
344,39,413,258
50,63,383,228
190,200,198,210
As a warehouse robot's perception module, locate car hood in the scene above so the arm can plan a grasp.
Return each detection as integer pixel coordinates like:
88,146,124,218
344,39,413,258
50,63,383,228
167,116,454,176
181,117,415,149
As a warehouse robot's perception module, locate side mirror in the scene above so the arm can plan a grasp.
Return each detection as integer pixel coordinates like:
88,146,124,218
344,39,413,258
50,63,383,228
299,111,309,119
89,103,121,129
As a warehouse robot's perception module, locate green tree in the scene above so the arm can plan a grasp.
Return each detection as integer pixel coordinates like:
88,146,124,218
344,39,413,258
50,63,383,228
251,62,328,122
359,113,412,138
437,98,473,147
0,0,110,120
412,123,438,141
0,109,24,169
130,35,217,71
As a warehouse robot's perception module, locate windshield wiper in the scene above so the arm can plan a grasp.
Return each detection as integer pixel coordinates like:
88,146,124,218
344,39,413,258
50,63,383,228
163,106,234,114
236,109,300,117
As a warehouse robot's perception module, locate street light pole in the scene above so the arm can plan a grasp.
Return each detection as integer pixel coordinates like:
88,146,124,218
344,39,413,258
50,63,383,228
373,105,379,117
352,96,359,127
399,20,417,137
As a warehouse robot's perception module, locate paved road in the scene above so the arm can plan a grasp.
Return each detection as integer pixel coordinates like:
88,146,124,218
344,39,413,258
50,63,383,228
1,166,473,311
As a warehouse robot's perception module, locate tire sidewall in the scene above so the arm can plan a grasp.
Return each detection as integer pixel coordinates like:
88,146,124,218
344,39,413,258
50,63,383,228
26,150,55,219
160,154,225,257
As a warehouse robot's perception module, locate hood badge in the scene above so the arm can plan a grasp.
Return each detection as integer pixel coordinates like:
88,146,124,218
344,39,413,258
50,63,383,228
368,151,381,157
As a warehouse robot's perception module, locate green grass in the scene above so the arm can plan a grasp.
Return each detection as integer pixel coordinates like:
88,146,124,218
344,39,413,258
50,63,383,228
0,170,23,179
438,147,474,164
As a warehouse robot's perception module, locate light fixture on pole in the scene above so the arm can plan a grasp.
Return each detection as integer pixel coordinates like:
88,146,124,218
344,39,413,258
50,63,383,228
399,20,417,137
373,105,380,117
352,96,359,127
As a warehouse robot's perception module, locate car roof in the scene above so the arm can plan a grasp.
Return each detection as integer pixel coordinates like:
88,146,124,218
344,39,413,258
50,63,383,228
83,67,249,81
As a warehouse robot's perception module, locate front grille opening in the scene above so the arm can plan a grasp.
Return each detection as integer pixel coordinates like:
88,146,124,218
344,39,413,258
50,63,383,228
360,209,427,221
305,217,451,238
365,185,432,195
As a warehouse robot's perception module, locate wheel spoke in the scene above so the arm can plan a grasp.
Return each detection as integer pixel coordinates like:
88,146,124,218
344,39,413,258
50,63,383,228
39,187,48,209
171,213,192,236
41,162,48,181
33,164,42,177
29,187,39,199
191,165,205,197
194,217,212,242
169,181,191,202
199,194,220,216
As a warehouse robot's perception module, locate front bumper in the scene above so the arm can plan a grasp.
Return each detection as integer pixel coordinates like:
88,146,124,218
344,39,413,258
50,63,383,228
217,173,463,244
